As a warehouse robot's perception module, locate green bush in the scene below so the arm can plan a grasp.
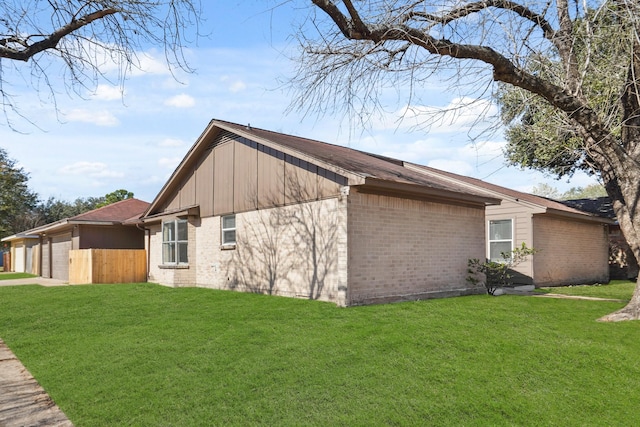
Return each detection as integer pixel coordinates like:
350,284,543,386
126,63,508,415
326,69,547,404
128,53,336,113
468,243,537,295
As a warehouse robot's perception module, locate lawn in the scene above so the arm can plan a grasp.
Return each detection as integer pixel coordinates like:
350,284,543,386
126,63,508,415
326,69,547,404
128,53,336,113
539,279,636,300
0,272,37,280
0,284,639,426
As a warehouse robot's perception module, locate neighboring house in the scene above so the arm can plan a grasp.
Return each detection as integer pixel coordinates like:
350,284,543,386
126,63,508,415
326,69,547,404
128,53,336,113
403,165,614,286
562,197,638,280
2,198,149,281
137,119,501,306
2,233,39,274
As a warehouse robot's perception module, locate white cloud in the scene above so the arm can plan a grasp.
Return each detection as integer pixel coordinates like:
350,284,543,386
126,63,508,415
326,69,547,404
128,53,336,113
65,109,119,127
59,161,124,178
229,80,247,92
158,157,182,170
93,84,123,101
130,51,172,76
159,138,186,147
219,75,247,93
426,159,474,176
395,97,499,134
164,94,196,108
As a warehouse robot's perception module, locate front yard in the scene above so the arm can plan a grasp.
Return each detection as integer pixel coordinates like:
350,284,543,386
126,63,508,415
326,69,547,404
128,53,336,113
0,282,638,426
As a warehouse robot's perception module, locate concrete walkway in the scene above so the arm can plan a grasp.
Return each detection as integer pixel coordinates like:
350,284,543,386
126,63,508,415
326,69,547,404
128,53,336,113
0,277,67,287
0,339,73,427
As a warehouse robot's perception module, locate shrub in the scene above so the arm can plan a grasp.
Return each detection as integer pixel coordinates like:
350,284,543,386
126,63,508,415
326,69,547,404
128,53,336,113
467,243,537,295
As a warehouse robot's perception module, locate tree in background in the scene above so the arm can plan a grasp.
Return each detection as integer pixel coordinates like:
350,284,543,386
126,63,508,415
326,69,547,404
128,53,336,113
96,189,134,208
295,1,640,321
0,0,201,127
532,183,607,200
0,148,38,238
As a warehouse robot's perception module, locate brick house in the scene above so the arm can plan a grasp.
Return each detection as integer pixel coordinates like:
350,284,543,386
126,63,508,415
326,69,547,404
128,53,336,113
2,198,149,281
138,119,500,306
403,165,614,287
561,197,638,280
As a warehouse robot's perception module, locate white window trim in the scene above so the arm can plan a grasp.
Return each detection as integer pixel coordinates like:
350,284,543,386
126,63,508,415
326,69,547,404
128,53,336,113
487,218,514,262
162,219,189,265
221,214,236,249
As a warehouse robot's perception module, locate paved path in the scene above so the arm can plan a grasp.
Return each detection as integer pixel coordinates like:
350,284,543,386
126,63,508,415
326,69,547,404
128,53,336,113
0,339,73,427
0,277,67,287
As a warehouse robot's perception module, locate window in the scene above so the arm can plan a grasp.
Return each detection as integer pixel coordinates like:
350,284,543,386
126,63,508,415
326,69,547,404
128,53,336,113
221,215,236,246
488,219,513,262
163,219,188,264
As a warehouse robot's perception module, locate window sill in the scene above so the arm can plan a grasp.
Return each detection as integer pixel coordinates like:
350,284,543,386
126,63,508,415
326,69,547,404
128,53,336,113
159,264,190,269
220,244,236,251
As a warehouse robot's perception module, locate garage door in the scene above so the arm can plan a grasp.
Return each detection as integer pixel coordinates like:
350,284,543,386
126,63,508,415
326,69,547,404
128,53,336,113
14,244,25,273
51,233,72,281
41,240,50,278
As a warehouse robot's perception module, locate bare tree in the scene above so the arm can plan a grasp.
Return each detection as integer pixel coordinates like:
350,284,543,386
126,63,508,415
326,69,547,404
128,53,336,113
290,0,640,321
0,0,201,126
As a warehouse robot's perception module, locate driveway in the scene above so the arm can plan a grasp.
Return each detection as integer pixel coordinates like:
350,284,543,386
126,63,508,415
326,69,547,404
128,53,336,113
0,277,67,287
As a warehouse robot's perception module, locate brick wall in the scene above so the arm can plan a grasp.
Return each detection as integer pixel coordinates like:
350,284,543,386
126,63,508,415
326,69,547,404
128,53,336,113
532,215,609,286
347,190,486,304
149,197,349,305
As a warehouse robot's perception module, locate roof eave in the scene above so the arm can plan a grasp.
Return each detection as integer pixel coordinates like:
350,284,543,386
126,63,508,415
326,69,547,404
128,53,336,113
358,178,501,207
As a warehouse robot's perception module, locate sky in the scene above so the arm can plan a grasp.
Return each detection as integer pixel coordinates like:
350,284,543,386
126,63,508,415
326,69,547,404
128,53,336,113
0,1,599,204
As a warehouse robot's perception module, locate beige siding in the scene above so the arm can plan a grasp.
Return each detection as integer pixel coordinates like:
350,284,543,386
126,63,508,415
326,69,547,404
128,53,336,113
347,190,486,304
532,215,609,286
180,170,197,207
213,141,234,215
233,140,258,212
485,199,540,282
153,134,343,218
257,148,285,207
195,150,215,217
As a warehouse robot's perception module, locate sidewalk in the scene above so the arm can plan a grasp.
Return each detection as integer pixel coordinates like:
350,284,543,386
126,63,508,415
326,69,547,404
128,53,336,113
0,339,73,427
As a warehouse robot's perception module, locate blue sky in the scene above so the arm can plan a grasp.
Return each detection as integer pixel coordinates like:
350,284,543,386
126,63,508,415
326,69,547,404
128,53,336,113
0,1,598,204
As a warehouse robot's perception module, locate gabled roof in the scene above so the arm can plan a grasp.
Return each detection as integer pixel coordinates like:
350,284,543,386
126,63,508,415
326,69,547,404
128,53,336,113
404,163,613,223
2,198,150,241
145,119,501,215
72,198,150,222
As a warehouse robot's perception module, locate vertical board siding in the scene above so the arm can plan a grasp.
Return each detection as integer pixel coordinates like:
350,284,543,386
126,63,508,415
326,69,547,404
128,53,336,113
233,140,258,212
213,141,234,215
196,150,215,217
257,148,285,208
180,170,197,207
155,132,345,218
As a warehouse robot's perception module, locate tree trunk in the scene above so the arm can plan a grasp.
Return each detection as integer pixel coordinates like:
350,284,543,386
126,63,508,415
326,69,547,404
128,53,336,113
597,154,640,321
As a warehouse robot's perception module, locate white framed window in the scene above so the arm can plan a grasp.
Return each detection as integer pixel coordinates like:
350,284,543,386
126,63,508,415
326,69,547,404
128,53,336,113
221,215,236,246
162,219,188,264
488,219,513,262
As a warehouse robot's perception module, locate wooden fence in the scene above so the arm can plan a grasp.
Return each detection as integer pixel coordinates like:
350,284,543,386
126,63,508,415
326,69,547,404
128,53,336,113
69,249,147,285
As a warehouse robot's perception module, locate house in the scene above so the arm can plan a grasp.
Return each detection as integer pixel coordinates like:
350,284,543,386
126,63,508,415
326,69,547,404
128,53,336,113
561,197,637,280
2,198,150,281
1,233,39,274
402,165,614,286
137,119,501,306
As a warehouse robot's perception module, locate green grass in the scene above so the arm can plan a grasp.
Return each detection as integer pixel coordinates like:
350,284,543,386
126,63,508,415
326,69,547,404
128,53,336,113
0,284,639,426
539,279,636,300
0,272,37,280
